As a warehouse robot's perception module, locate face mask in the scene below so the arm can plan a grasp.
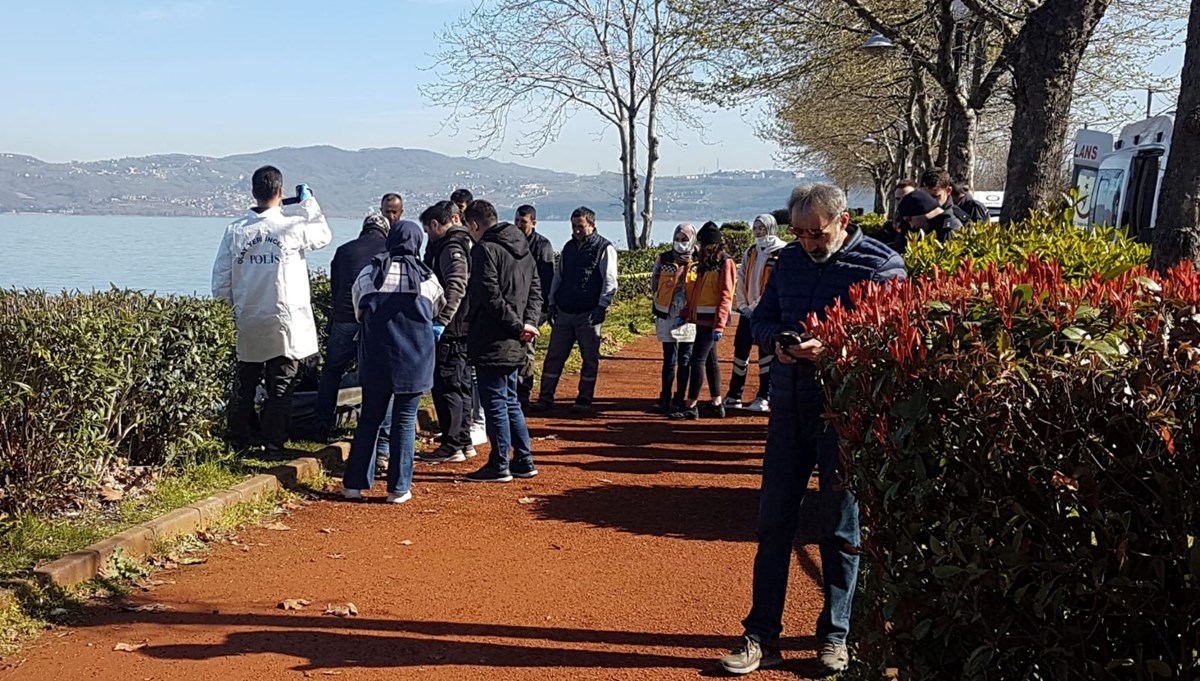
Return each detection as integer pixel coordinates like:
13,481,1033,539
673,241,693,255
755,236,773,249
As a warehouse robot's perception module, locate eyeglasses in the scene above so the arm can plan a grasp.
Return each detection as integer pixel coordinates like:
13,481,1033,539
792,216,843,239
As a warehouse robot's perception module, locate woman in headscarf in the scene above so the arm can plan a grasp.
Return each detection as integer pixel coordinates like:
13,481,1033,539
343,220,445,504
669,222,737,420
648,223,700,414
724,213,786,413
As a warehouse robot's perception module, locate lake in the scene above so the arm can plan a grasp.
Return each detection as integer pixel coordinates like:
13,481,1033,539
0,214,662,295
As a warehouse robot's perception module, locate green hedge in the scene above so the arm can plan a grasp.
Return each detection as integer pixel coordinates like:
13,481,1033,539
850,212,887,235
805,215,1197,678
0,290,235,515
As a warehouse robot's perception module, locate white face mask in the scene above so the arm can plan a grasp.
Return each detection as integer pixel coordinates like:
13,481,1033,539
756,236,773,249
673,240,693,255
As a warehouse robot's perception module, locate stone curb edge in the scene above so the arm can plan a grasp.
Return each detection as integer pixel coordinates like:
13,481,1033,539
32,442,352,589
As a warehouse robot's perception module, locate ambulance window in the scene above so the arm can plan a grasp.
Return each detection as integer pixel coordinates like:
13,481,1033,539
1091,169,1125,228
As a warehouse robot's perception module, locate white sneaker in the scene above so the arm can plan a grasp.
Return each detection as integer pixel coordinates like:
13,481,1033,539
723,397,743,409
386,491,413,504
470,426,488,446
461,446,479,459
746,398,770,413
342,488,363,500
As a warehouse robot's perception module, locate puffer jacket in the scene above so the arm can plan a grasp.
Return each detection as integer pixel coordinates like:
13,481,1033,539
751,226,906,409
466,222,544,368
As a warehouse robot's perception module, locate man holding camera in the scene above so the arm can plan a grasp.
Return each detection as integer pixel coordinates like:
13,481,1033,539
212,165,331,457
719,184,905,675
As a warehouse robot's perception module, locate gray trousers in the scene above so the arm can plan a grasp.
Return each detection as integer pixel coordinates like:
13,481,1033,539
538,310,602,405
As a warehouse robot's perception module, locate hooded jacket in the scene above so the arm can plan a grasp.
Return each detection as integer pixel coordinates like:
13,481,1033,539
352,222,446,394
752,226,905,409
212,198,332,362
329,217,389,324
424,226,473,339
467,222,544,368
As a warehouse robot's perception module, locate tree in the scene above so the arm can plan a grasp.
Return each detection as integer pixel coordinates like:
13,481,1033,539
422,0,700,249
1150,0,1200,272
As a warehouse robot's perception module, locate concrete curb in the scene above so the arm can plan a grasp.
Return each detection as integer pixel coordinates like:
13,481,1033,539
33,442,351,589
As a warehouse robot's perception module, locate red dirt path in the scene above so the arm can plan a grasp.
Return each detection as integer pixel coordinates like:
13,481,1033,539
4,325,828,680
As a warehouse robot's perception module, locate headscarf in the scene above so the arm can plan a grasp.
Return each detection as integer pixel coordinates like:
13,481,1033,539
753,213,778,233
371,219,432,292
361,212,390,238
672,223,697,259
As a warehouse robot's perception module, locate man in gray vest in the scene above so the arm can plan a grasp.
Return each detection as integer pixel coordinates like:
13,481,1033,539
529,206,618,415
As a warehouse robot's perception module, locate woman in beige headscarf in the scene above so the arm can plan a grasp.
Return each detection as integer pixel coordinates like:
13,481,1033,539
647,223,699,413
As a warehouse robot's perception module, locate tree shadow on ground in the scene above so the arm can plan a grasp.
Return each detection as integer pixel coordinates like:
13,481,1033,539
539,456,764,477
533,483,820,545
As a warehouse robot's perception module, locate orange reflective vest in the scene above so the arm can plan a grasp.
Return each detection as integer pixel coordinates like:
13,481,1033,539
652,258,696,319
683,257,737,332
738,246,780,309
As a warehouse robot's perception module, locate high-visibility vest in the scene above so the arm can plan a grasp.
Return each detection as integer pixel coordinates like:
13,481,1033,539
653,260,696,319
686,257,734,324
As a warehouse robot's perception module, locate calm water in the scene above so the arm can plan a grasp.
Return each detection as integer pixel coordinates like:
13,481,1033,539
0,214,643,295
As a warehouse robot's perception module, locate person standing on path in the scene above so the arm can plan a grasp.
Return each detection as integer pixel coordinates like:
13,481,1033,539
212,165,331,457
647,223,699,415
450,192,490,449
952,182,991,224
719,184,905,676
419,201,476,464
461,200,543,483
530,206,618,415
668,223,735,421
724,213,786,413
342,220,445,504
514,205,556,408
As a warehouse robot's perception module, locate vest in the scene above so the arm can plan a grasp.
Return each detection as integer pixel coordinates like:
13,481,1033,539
739,246,780,307
556,232,612,313
687,256,734,325
653,254,697,319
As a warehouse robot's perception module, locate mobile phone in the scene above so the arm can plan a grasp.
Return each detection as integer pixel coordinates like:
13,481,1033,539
776,331,803,347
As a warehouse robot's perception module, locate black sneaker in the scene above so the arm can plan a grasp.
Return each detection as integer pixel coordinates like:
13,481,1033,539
667,407,700,421
569,402,592,415
464,465,513,483
645,402,671,414
719,636,782,675
422,444,467,464
700,402,726,419
510,460,539,479
528,400,553,413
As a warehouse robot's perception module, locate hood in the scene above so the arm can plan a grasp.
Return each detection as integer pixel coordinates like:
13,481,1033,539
483,221,531,259
386,219,424,257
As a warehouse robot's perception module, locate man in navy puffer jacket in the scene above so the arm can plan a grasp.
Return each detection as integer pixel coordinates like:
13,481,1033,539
720,185,906,676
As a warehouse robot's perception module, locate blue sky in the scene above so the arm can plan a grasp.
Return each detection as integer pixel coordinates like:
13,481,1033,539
0,1,1185,176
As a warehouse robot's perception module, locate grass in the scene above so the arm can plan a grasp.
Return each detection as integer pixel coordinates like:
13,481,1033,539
537,297,651,378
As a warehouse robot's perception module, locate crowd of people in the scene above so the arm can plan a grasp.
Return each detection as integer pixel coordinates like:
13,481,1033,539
881,167,991,251
212,164,920,675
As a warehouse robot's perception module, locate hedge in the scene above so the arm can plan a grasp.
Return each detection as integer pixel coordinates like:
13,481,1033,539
805,241,1198,677
0,290,235,515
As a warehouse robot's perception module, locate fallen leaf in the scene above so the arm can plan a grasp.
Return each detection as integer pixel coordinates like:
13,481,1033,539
125,603,174,613
598,478,613,484
399,540,414,546
535,434,558,441
319,528,336,534
324,603,358,617
263,522,291,531
99,485,125,502
113,642,147,652
279,599,311,611
176,556,207,566
326,554,344,560
517,497,538,505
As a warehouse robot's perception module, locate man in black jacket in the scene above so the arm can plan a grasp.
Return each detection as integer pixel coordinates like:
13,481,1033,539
314,209,391,441
530,206,619,415
420,201,475,464
514,205,556,407
920,168,970,224
462,200,543,483
952,182,991,224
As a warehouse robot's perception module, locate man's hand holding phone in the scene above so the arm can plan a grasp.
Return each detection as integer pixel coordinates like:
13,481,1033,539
775,330,824,364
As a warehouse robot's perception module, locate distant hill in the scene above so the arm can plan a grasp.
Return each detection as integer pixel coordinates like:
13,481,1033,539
0,146,842,221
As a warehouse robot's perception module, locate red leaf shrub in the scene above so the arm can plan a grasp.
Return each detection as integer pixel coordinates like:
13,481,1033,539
806,256,1200,679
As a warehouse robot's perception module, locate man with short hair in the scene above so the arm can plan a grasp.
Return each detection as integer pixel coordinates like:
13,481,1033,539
952,183,990,223
920,168,970,224
461,200,543,483
720,184,905,676
420,200,476,463
531,206,619,415
213,165,331,456
514,205,556,407
450,188,474,215
381,193,404,227
448,196,489,447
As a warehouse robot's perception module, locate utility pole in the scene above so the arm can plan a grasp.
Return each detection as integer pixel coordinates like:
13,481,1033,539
1146,88,1155,119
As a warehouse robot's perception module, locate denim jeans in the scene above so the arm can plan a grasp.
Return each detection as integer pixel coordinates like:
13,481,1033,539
742,407,860,645
343,389,420,494
685,328,722,402
538,310,603,405
659,341,693,404
314,321,389,455
475,366,534,471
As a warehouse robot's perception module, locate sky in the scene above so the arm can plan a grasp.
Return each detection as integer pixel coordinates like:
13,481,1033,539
0,0,777,176
0,1,1186,177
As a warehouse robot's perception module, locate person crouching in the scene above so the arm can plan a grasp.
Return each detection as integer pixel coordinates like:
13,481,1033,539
342,220,445,504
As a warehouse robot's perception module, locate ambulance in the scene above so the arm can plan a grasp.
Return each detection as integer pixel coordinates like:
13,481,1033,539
1072,115,1173,243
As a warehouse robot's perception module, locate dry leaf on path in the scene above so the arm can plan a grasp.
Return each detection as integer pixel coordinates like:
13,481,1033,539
598,479,613,484
113,642,147,652
263,522,291,531
399,540,414,546
99,485,125,502
319,528,336,534
326,554,344,560
534,434,558,441
125,603,174,613
323,603,358,617
517,497,538,505
279,599,311,611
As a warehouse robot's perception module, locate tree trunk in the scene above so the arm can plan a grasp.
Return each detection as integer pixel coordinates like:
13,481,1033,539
944,94,976,188
1151,0,1200,272
640,94,660,249
617,117,638,249
999,0,1111,224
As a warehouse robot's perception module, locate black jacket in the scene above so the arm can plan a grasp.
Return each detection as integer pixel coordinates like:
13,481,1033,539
527,230,556,324
329,223,388,323
943,198,971,225
467,222,544,368
958,196,990,223
424,226,472,339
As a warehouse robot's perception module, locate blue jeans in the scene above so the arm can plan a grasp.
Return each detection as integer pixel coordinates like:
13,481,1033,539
314,321,389,455
743,407,860,644
343,389,420,494
475,366,534,471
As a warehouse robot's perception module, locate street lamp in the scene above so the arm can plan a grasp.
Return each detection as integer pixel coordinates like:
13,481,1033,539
862,33,895,52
